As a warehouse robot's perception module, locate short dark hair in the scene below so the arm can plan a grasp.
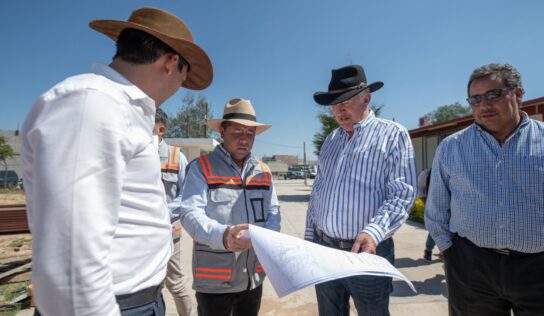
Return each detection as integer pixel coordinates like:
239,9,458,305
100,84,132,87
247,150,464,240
113,28,190,71
468,64,523,95
155,108,169,127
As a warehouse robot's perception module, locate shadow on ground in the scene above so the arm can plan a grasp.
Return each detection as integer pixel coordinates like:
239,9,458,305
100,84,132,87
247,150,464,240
395,257,443,268
277,194,310,202
392,274,447,297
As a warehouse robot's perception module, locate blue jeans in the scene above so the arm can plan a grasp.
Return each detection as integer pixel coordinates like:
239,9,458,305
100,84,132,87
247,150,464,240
425,233,436,252
314,231,395,316
120,291,165,316
35,292,166,316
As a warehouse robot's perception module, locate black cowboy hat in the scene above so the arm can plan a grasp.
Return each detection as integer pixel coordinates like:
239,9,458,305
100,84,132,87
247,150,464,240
313,65,383,105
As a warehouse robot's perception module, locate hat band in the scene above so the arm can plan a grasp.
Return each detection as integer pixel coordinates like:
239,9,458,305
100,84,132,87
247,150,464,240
223,113,257,121
327,82,367,94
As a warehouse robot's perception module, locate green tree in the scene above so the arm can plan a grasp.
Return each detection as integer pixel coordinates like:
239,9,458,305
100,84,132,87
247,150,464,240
312,103,384,156
428,102,471,123
0,135,15,188
165,93,217,138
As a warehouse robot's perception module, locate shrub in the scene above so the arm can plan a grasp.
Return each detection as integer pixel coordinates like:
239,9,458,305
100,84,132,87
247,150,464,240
409,198,425,224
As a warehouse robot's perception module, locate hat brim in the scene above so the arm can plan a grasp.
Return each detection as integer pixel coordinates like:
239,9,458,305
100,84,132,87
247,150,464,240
207,119,271,135
313,81,384,106
89,20,213,90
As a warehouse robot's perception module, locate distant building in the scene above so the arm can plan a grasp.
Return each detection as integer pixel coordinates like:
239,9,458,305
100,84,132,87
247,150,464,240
0,130,22,178
165,138,219,162
409,97,544,175
262,155,298,167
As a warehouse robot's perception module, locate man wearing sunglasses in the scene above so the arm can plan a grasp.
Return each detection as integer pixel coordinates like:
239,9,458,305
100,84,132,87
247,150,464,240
425,63,544,315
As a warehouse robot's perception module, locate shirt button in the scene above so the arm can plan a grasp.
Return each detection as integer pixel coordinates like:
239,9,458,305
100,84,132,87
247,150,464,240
499,224,505,229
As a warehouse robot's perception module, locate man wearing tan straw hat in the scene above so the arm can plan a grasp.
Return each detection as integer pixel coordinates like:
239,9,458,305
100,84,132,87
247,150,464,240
21,7,212,316
305,65,416,315
175,98,280,316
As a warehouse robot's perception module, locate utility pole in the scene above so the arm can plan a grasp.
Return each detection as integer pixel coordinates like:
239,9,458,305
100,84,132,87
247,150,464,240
204,102,208,138
303,141,307,186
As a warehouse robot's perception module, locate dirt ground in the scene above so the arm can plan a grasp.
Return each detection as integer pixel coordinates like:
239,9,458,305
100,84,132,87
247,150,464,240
0,190,31,260
0,190,25,206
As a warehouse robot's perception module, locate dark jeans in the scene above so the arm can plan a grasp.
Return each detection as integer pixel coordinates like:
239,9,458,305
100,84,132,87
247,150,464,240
445,235,544,316
313,230,394,316
34,291,165,316
195,285,262,316
425,233,436,252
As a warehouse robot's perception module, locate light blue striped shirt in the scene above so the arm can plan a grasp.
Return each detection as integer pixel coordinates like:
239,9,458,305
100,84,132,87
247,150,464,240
305,111,417,244
425,112,544,253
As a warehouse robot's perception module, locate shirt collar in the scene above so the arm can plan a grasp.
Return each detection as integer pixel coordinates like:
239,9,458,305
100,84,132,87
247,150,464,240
474,111,530,142
92,63,155,108
339,110,376,137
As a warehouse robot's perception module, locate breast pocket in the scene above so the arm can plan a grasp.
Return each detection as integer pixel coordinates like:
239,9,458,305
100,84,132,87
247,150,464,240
207,189,238,223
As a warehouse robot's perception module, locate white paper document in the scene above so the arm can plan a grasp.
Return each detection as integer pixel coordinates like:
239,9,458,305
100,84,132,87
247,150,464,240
247,225,416,297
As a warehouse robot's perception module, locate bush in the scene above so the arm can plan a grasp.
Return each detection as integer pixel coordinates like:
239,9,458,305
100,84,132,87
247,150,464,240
409,198,425,224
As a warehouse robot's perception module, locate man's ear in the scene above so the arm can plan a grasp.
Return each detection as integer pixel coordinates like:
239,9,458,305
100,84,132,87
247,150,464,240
364,92,371,105
164,53,179,75
158,125,166,136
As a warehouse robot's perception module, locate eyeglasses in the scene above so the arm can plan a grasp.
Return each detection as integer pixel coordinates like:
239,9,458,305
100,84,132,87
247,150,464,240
466,87,514,106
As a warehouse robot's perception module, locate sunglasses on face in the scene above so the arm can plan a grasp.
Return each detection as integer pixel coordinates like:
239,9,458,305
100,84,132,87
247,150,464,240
467,87,514,106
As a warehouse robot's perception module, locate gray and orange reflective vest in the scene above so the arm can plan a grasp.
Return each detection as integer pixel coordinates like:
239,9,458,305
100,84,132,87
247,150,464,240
158,140,183,239
191,146,277,294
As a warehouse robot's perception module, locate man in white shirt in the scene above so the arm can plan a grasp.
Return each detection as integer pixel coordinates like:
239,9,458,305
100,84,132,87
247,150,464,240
21,7,212,316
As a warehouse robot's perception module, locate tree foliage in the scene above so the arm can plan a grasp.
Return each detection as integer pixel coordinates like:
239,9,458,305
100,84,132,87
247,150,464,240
165,93,217,138
0,135,15,188
427,102,471,123
312,103,384,156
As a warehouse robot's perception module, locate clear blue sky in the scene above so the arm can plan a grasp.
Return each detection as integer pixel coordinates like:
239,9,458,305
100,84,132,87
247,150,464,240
1,0,543,160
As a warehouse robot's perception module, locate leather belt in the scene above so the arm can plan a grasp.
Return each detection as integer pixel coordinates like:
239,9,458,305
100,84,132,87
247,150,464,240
116,284,162,310
315,227,355,249
488,248,539,257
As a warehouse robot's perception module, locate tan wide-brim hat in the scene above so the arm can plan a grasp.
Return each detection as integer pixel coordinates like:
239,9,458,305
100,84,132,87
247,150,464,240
89,7,213,90
207,98,271,135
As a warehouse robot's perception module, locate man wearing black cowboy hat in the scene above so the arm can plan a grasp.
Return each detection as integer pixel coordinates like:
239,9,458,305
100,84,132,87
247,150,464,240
21,7,212,316
305,65,417,315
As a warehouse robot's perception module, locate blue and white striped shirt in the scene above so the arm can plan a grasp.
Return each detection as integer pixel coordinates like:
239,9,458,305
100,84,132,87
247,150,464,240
425,112,544,253
305,111,417,244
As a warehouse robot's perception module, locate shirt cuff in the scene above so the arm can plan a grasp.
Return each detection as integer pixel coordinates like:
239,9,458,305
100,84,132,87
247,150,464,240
361,223,385,245
211,224,230,251
434,233,454,253
304,227,314,240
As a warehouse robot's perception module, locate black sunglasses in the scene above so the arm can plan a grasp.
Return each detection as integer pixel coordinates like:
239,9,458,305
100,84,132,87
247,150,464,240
467,87,514,106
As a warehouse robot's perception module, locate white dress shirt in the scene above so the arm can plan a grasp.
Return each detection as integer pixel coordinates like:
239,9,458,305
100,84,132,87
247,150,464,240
21,64,172,316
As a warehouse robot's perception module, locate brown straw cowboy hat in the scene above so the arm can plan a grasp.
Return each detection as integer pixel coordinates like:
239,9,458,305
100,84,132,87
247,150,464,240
89,7,213,90
207,98,271,135
314,65,383,105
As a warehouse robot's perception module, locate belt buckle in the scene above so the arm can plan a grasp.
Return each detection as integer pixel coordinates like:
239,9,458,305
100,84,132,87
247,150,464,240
339,240,352,249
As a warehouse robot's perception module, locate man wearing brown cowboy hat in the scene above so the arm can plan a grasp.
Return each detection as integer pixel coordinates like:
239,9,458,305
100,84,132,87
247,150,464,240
305,65,416,315
21,7,212,316
175,98,280,316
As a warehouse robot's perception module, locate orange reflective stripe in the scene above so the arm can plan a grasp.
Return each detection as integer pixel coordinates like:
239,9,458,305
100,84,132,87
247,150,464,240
256,264,264,273
195,274,232,280
203,155,213,176
195,266,233,280
195,267,232,273
198,156,211,179
161,146,180,172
